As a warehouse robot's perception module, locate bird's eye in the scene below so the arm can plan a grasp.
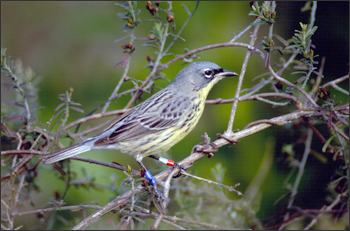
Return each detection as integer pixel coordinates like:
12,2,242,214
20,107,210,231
204,69,212,78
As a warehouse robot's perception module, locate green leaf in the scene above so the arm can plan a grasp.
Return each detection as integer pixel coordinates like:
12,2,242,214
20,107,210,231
271,46,283,50
285,44,300,49
295,33,304,41
292,35,302,43
274,34,289,46
306,26,318,38
251,21,266,26
248,11,259,17
322,136,334,152
116,12,127,17
251,4,256,11
301,1,312,12
299,22,307,30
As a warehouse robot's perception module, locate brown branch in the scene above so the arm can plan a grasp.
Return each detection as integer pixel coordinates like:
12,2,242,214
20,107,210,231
63,109,129,130
69,117,117,138
321,74,349,88
163,42,265,69
133,205,241,230
71,109,324,229
309,56,326,97
303,117,336,154
12,204,103,217
268,65,349,142
180,171,242,194
124,42,265,110
1,150,141,179
70,156,142,178
267,65,318,108
206,93,303,109
3,108,336,229
1,150,44,156
226,22,261,135
304,193,346,230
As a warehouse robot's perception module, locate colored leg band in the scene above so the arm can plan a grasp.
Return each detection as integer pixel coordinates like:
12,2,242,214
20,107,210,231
145,170,156,185
158,157,175,167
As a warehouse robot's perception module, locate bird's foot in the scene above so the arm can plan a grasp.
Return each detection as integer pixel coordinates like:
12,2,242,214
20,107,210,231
172,162,187,178
191,132,218,158
141,170,166,203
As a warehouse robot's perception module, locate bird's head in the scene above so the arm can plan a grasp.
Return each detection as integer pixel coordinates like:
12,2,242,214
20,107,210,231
172,61,238,96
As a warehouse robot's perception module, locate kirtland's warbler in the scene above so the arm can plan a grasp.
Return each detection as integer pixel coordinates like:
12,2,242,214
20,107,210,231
42,62,237,188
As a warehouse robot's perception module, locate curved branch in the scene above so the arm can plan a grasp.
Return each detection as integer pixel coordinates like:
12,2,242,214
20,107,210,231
64,109,129,130
1,150,141,177
206,93,303,109
123,42,266,112
226,22,261,134
267,65,318,108
71,109,324,229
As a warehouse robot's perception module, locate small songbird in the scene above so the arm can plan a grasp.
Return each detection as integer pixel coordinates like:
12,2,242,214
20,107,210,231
42,61,237,187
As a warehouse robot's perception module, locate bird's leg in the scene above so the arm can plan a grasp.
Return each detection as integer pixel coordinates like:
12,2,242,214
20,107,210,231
148,155,175,167
135,154,163,201
147,155,186,178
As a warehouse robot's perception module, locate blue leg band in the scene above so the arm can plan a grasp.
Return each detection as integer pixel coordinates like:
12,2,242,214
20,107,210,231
145,170,156,185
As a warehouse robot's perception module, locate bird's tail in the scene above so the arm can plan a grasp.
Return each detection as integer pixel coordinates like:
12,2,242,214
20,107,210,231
42,140,93,164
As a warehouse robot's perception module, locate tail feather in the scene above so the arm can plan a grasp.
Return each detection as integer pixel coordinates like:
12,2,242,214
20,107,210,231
42,141,92,164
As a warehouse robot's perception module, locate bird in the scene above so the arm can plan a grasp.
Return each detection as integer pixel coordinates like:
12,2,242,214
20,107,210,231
42,61,238,188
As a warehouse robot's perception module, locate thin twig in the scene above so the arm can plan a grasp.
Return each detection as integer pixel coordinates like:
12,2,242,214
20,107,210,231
279,128,313,230
1,109,324,229
12,204,103,217
124,22,170,109
303,118,336,154
309,1,317,29
180,171,242,195
63,109,129,130
321,74,349,95
102,2,136,113
226,24,261,135
267,65,318,108
134,205,243,230
163,2,199,54
309,56,325,97
206,92,302,108
230,23,254,43
321,74,349,88
304,193,344,230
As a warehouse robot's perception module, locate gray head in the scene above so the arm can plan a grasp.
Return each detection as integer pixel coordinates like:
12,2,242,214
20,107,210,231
172,62,238,94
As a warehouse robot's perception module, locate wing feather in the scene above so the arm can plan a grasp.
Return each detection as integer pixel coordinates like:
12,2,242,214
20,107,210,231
94,91,193,146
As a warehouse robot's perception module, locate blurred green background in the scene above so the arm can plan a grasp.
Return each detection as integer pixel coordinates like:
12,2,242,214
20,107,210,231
1,1,349,229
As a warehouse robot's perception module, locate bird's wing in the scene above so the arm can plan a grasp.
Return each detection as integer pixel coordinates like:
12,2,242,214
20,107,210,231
94,90,193,145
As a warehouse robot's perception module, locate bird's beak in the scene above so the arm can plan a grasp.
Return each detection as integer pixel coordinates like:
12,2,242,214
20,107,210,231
216,70,238,78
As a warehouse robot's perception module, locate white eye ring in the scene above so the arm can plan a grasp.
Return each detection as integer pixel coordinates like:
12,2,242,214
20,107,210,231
203,69,212,78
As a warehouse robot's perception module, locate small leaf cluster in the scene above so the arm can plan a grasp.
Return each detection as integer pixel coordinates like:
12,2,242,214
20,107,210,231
1,48,42,127
286,22,318,65
261,37,283,54
145,1,174,24
49,87,84,134
149,22,165,44
249,2,276,26
121,41,135,54
143,2,176,47
145,1,159,15
115,1,141,29
55,88,84,115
